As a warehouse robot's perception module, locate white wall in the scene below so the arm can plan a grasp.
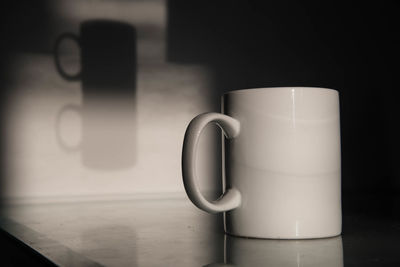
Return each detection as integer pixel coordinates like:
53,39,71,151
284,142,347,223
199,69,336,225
4,0,220,200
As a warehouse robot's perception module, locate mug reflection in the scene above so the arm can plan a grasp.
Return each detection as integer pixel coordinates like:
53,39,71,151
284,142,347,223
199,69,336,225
205,235,343,267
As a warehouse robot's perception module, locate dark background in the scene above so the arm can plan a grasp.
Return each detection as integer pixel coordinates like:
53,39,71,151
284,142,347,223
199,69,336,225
1,0,399,217
167,0,400,218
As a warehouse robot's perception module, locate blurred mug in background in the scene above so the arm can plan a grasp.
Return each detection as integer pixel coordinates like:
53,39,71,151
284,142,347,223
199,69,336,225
54,20,137,170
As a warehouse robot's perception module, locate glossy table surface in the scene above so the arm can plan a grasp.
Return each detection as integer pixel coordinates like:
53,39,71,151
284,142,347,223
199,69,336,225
1,194,400,266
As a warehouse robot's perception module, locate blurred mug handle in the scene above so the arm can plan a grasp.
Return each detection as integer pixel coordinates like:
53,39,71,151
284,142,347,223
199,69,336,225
55,104,82,152
54,33,81,81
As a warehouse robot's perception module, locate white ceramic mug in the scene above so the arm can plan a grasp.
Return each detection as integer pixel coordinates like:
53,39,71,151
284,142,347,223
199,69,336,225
182,87,341,239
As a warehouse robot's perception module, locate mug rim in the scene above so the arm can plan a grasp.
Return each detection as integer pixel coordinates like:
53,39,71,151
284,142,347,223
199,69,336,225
224,86,338,95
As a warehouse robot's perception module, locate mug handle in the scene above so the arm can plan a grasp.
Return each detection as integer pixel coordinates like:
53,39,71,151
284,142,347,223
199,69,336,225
54,33,81,81
55,104,82,152
182,112,242,214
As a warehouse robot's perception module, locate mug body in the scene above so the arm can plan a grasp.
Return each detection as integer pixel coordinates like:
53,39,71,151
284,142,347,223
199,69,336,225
222,87,341,239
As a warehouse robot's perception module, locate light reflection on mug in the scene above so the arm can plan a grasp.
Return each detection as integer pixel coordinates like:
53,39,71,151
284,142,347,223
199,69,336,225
205,235,343,267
